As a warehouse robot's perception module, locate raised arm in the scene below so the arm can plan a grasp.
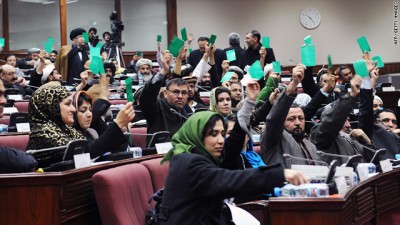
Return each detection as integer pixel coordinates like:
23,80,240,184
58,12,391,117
310,76,362,149
263,64,304,150
139,51,171,121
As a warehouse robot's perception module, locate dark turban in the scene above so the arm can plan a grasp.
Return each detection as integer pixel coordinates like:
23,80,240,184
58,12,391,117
69,28,86,40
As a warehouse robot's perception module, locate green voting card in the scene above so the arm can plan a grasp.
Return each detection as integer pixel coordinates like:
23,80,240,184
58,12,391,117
357,36,371,53
221,71,234,82
353,60,369,77
226,49,236,62
301,45,316,67
137,51,142,57
0,38,4,47
82,32,89,43
157,35,162,42
327,55,333,71
89,56,105,75
262,36,270,48
304,35,312,45
48,37,55,45
209,34,217,45
272,61,282,74
249,60,264,80
90,47,101,60
188,48,193,53
44,41,53,53
126,77,134,102
168,36,185,57
181,28,188,41
372,55,384,68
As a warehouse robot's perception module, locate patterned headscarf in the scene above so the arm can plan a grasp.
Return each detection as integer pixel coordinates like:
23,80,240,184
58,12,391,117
161,111,224,165
28,85,85,150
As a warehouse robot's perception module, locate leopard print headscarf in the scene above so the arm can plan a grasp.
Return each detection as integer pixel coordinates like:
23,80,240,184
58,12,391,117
28,85,85,150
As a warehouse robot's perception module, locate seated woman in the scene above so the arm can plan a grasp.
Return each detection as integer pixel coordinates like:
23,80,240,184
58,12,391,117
159,82,307,225
28,83,134,167
71,91,129,152
209,86,233,119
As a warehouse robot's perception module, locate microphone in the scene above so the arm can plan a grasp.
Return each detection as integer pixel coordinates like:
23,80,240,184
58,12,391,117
316,151,351,159
196,85,211,92
283,153,329,166
316,151,363,169
170,108,188,120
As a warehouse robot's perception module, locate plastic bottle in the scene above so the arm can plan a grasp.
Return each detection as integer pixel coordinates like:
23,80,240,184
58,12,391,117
138,73,144,86
274,183,329,197
0,124,8,133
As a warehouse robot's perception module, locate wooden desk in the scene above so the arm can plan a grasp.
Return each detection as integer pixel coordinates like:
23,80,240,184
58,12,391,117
267,169,400,225
0,155,162,225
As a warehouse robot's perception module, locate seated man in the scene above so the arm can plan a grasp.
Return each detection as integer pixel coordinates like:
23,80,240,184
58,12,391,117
262,64,320,168
0,79,37,173
0,65,33,97
229,82,243,108
140,52,190,144
373,108,400,159
16,47,41,70
136,58,153,85
301,67,341,104
182,75,206,113
310,75,375,164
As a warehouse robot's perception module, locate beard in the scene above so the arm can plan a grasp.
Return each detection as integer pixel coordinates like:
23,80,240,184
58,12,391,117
291,127,305,142
200,80,212,89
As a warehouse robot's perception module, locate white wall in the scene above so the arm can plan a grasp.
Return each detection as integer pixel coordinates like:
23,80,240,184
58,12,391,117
177,0,400,65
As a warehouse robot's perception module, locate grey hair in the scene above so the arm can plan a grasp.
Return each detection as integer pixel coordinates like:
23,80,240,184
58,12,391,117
228,32,241,46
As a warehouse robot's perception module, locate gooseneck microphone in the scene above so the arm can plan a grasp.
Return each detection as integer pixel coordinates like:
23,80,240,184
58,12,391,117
170,108,188,120
283,153,329,166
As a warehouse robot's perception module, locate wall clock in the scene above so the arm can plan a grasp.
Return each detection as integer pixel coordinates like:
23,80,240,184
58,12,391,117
300,8,321,30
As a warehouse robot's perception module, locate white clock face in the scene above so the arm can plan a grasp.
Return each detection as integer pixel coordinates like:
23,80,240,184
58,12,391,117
300,8,321,29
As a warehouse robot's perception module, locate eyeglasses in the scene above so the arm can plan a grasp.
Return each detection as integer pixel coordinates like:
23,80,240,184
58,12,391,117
373,104,383,108
379,118,397,124
167,89,188,96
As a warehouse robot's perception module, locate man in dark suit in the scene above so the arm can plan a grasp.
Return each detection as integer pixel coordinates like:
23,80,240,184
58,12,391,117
187,36,225,75
240,30,275,70
240,30,276,89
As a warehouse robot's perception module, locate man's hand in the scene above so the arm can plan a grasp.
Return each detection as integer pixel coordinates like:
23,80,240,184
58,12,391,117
284,169,309,185
269,88,280,105
287,64,305,94
350,75,362,97
160,51,172,75
115,102,135,130
246,80,260,101
370,68,380,89
98,74,110,100
259,46,266,58
291,64,305,84
80,70,91,86
16,77,27,87
204,43,211,57
38,50,46,63
177,46,186,60
187,33,194,44
350,129,372,145
321,75,336,93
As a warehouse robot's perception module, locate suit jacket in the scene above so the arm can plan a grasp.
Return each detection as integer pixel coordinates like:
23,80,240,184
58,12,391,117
261,92,320,168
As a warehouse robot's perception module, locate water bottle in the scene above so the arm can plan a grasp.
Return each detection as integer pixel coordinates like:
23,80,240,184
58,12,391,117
138,73,144,86
0,124,8,133
274,183,329,197
130,147,142,158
